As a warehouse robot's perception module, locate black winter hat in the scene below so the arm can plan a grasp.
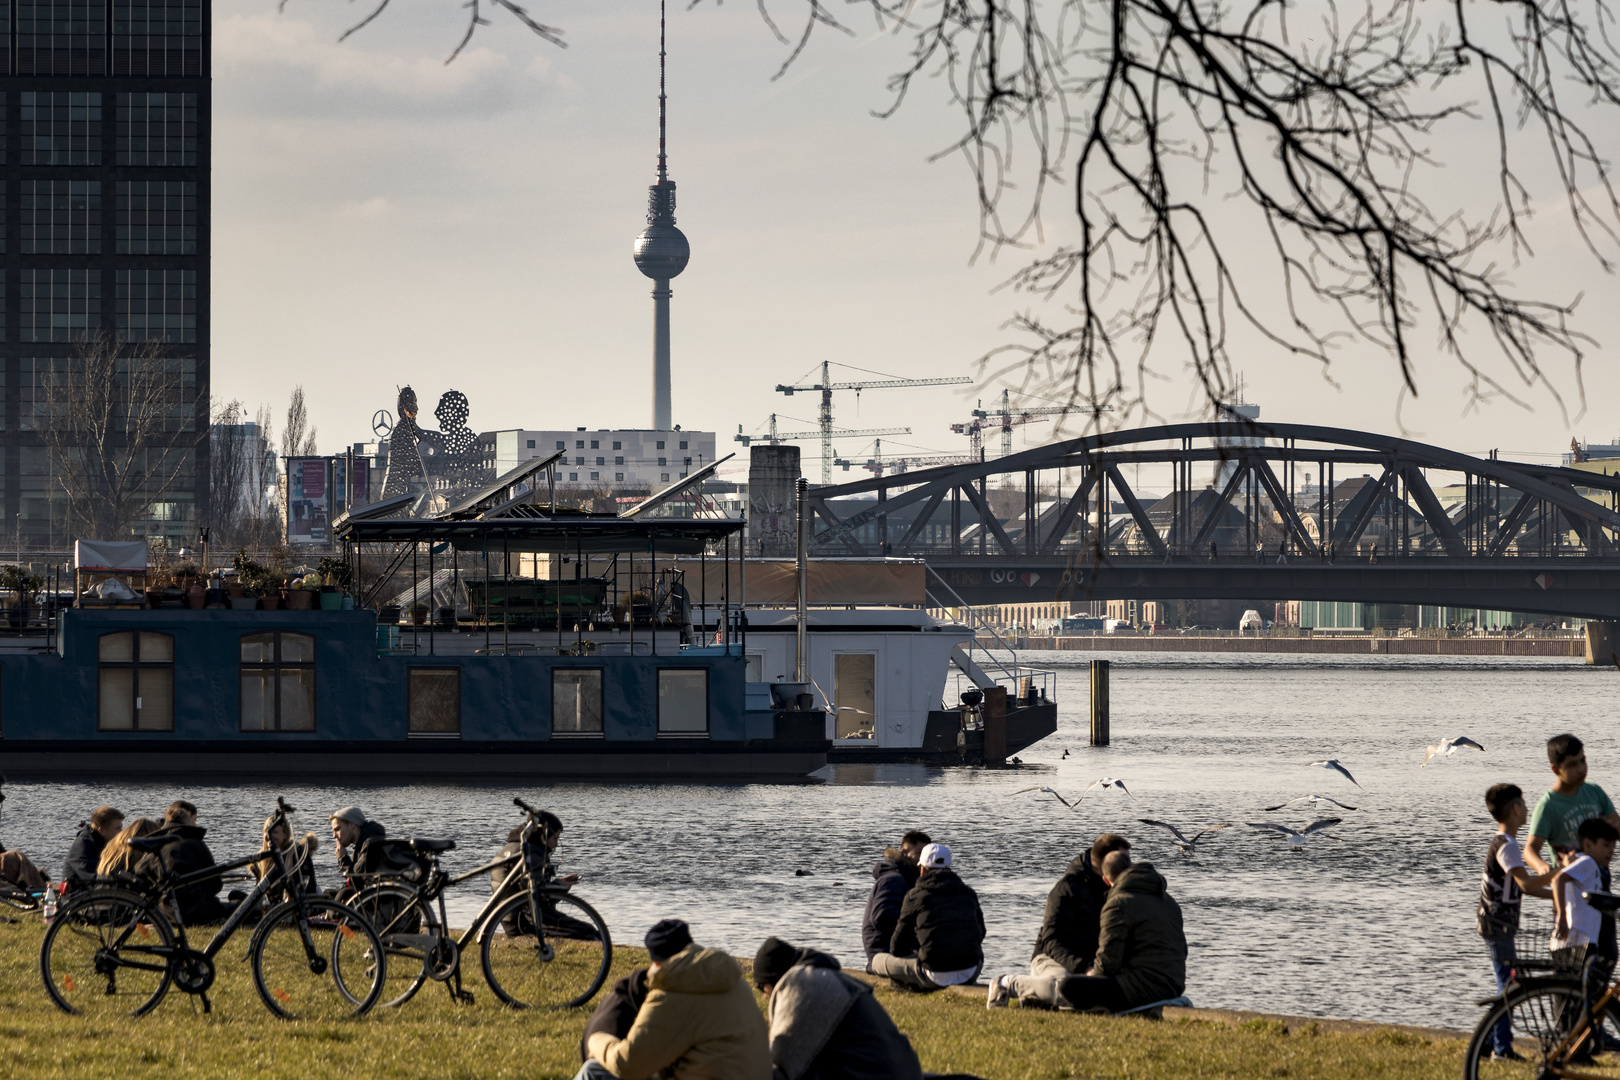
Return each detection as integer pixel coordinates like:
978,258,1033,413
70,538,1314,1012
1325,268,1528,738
752,937,798,989
644,918,693,962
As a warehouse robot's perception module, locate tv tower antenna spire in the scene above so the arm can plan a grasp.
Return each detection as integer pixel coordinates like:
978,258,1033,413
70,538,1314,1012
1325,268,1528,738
633,0,689,432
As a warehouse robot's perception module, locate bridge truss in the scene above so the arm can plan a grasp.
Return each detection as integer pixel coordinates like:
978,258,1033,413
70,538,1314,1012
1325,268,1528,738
804,423,1620,618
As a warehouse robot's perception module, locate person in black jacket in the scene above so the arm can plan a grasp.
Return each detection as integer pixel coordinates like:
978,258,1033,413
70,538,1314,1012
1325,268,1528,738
986,832,1130,1009
61,805,124,894
869,843,986,992
577,966,650,1064
753,937,922,1080
861,830,929,972
134,800,234,925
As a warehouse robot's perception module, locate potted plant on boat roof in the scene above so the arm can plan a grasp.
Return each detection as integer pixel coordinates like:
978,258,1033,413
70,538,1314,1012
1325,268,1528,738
316,557,351,611
0,564,44,629
411,601,429,626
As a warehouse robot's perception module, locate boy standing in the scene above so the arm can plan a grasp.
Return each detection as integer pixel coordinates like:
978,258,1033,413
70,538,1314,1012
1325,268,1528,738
1525,734,1620,875
1551,818,1619,1009
1478,784,1553,1060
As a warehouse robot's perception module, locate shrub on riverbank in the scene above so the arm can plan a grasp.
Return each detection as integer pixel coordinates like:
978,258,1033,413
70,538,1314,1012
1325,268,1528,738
0,920,1459,1078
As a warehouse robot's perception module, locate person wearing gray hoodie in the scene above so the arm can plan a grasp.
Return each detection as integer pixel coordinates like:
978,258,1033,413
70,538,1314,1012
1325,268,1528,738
752,938,922,1080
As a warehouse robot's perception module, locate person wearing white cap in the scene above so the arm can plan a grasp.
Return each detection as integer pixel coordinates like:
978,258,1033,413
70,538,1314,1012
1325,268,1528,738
868,842,986,992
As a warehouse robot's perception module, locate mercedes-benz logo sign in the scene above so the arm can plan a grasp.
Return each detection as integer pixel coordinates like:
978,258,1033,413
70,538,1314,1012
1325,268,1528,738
372,410,394,438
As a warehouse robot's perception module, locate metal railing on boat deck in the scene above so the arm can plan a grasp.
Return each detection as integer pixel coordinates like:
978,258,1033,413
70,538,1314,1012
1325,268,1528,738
925,565,1056,708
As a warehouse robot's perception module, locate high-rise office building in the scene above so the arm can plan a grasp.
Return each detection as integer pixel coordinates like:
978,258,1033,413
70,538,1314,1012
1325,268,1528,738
0,0,208,547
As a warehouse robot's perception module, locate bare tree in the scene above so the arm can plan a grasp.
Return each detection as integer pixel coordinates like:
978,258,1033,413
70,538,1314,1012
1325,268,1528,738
331,1,1620,423
40,331,202,541
281,386,318,459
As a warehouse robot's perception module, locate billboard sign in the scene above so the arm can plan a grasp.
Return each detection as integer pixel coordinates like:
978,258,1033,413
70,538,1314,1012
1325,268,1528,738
286,457,331,545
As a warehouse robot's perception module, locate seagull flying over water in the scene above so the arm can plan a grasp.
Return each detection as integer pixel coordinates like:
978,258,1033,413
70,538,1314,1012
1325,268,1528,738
1263,794,1359,812
1011,785,1081,809
1010,777,1131,809
1138,819,1230,855
1304,759,1361,787
1248,818,1343,850
1084,777,1132,799
1422,737,1485,768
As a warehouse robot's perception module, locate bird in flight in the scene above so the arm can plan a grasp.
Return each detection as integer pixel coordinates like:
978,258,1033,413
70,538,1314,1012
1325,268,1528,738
1263,794,1359,812
1305,759,1361,787
1422,737,1485,768
1248,818,1343,850
1010,777,1131,809
1138,819,1229,855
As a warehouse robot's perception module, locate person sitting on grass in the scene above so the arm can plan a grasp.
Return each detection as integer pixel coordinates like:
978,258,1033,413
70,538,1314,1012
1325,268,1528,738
1058,849,1187,1014
329,805,388,900
861,830,930,973
576,918,770,1080
135,800,234,925
1525,733,1620,875
987,832,1131,1009
870,842,986,993
97,817,159,878
0,775,50,897
249,811,319,904
752,936,922,1080
1477,783,1555,1062
61,805,123,894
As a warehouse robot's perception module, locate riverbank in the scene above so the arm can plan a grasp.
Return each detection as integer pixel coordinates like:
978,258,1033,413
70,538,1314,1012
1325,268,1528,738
0,923,1464,1079
1001,634,1584,656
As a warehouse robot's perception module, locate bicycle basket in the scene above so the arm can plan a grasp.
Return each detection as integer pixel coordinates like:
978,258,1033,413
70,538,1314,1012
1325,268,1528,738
1512,901,1587,976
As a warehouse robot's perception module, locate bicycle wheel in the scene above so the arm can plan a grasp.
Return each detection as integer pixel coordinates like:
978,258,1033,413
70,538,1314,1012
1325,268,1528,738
349,882,437,1007
250,897,386,1020
40,888,175,1018
1464,980,1620,1079
480,891,611,1009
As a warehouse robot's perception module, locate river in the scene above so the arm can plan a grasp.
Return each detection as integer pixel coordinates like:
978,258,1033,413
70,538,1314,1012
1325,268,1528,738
1,651,1608,1030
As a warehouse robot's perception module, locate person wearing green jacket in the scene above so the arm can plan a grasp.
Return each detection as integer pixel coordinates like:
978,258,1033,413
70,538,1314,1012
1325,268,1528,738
578,919,771,1080
1058,850,1187,1013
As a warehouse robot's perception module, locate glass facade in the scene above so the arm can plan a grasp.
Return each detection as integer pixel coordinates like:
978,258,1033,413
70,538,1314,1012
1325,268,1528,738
0,0,210,546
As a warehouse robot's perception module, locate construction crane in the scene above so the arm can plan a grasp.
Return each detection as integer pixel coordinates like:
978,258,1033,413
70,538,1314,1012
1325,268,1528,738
776,361,972,483
951,390,1109,461
834,439,971,477
735,414,910,454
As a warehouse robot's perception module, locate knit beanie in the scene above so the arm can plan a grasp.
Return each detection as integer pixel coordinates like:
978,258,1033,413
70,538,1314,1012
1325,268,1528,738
644,918,693,962
752,936,799,989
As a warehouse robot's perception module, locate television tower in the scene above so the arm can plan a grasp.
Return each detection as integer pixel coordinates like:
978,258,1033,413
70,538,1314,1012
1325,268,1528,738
632,0,689,431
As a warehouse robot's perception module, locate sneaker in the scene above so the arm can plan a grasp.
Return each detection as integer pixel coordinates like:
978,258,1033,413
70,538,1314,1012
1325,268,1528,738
986,975,1010,1009
1491,1048,1524,1062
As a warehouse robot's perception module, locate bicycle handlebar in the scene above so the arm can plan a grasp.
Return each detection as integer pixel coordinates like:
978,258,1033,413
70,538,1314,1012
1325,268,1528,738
277,797,297,814
513,796,537,816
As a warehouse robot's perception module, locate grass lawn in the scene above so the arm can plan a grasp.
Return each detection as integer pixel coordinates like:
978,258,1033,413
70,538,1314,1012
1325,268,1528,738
0,914,1463,1079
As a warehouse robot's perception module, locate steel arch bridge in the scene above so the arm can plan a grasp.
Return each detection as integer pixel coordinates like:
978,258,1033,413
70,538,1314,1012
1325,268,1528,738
806,422,1620,619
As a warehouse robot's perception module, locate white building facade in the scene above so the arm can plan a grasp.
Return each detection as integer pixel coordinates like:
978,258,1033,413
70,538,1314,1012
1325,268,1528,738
492,429,717,489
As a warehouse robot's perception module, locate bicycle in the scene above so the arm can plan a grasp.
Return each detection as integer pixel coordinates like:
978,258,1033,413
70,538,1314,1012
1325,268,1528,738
1464,890,1620,1078
0,880,42,913
39,797,388,1021
348,796,612,1010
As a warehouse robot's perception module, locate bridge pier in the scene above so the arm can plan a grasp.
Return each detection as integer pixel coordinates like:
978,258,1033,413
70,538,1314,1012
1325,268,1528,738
1586,622,1620,668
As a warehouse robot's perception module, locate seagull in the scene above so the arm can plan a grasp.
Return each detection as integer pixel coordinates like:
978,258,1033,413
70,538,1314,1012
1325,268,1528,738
1422,737,1485,768
1248,818,1343,850
1138,819,1230,855
1061,749,1071,760
1011,785,1081,809
1304,759,1361,787
1083,777,1132,799
1263,794,1359,812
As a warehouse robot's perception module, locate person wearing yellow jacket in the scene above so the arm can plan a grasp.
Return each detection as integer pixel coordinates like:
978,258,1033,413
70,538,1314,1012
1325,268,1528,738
579,919,771,1080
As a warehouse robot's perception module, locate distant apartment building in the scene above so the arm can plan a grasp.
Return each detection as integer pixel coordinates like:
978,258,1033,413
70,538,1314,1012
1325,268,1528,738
489,428,717,490
3,0,210,545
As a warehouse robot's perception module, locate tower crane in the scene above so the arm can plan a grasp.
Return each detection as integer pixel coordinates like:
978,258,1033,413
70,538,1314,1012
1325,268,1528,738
951,390,1110,461
834,439,971,477
776,362,971,482
735,414,910,454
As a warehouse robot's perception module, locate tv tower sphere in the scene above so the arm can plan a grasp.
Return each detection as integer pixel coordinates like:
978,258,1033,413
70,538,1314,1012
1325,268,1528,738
633,219,688,280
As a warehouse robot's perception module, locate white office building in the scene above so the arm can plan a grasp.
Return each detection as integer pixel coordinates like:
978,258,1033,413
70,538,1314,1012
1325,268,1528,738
491,429,717,489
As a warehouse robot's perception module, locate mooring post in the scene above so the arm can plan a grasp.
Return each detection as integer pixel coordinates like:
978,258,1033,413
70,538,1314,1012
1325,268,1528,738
983,685,1007,764
1090,659,1111,746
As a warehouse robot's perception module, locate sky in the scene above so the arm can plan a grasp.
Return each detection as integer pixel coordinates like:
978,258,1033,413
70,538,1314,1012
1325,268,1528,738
212,0,1620,486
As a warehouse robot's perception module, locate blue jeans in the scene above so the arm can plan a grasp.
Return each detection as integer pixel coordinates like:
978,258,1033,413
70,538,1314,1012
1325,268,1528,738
572,1062,615,1080
1486,936,1517,1055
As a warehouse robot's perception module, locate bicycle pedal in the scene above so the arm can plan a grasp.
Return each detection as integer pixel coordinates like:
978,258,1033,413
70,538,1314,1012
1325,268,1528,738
454,990,475,1006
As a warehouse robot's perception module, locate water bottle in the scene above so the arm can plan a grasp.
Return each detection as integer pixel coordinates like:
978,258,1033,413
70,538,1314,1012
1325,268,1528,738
42,885,57,923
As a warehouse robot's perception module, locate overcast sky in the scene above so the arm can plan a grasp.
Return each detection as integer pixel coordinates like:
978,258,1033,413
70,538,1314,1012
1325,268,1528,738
213,1,1620,484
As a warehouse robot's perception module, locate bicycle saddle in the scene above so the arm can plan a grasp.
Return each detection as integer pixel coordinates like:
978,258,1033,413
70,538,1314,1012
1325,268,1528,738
410,837,456,853
128,836,182,853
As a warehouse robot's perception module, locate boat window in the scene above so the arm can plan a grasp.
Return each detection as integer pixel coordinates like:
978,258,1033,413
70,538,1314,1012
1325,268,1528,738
552,668,604,736
239,631,316,732
657,669,707,735
408,668,461,737
98,631,174,731
834,653,876,740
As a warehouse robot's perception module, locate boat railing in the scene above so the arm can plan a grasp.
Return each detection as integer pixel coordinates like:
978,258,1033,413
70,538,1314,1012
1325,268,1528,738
924,566,1028,684
947,666,1055,711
